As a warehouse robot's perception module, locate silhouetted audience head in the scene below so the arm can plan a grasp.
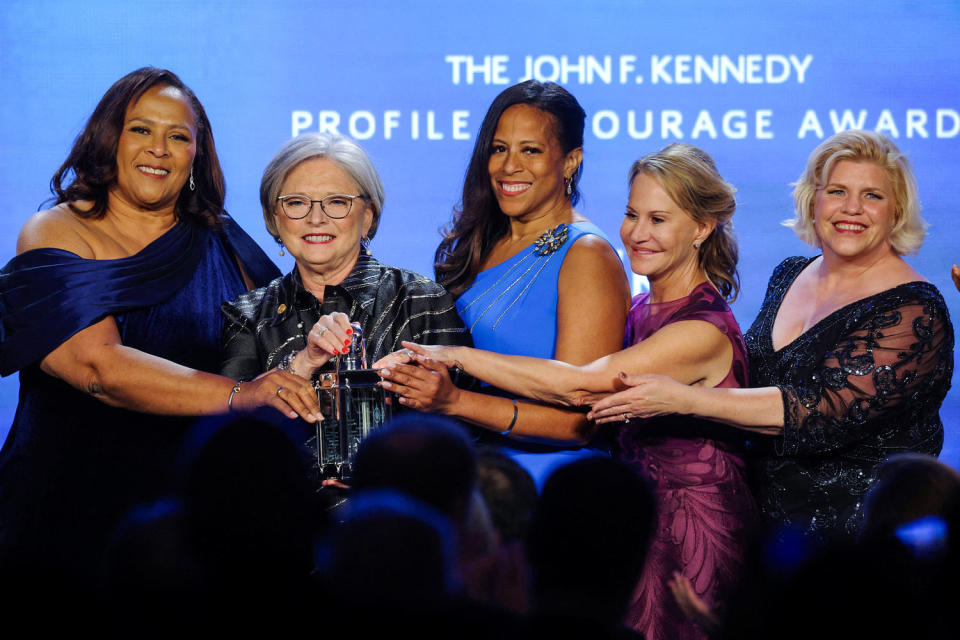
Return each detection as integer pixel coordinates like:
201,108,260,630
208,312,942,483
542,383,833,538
527,457,655,625
98,414,326,630
315,489,471,638
476,447,538,542
725,454,960,640
744,540,923,640
176,414,322,595
861,452,960,542
352,412,477,524
99,498,206,629
322,489,459,605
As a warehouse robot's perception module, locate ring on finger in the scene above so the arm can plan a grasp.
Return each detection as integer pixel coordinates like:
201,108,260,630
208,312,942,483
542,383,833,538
276,386,284,397
317,327,328,338
623,412,630,423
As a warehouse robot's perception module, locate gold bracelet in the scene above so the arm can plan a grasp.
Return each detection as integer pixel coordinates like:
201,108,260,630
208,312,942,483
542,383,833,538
501,399,519,436
228,381,243,412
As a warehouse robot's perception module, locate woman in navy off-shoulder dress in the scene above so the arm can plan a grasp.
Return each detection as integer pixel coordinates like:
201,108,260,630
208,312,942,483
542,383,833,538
0,68,318,583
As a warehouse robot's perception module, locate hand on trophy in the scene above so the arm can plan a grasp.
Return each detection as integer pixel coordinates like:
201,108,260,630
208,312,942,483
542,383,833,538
283,312,356,378
229,368,321,422
407,342,463,368
371,348,417,369
373,342,462,371
308,311,355,358
377,353,461,414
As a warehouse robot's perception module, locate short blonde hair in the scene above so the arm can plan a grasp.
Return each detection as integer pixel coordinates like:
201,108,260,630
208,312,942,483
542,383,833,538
787,130,925,255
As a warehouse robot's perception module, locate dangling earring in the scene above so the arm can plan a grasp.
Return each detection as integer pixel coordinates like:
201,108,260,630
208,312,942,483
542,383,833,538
189,168,196,192
361,237,371,256
277,238,285,257
565,176,573,196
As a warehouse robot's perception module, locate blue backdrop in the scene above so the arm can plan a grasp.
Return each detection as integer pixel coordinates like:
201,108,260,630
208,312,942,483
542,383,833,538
1,0,958,466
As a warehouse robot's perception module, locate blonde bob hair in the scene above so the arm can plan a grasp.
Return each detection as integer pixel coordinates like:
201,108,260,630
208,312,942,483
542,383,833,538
787,130,925,255
629,143,740,301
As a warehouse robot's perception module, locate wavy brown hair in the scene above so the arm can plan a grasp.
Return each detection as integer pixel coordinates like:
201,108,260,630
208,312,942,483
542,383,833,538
629,143,740,301
49,67,226,227
434,81,585,296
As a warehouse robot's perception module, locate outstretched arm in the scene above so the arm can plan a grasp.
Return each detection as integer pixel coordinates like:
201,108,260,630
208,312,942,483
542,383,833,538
42,315,322,421
379,356,596,444
588,373,783,433
397,318,732,407
18,206,320,421
590,294,953,446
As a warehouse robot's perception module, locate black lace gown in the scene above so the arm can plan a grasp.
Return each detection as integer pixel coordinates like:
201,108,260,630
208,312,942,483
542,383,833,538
743,256,954,542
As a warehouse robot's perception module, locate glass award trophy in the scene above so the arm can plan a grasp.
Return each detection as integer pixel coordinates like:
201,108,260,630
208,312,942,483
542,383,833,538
313,323,393,481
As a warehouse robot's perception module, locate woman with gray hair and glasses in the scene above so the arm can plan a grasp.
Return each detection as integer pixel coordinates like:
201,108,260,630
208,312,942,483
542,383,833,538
220,133,470,403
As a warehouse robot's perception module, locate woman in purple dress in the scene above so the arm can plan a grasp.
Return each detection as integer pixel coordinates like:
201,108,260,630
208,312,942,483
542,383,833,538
379,143,755,639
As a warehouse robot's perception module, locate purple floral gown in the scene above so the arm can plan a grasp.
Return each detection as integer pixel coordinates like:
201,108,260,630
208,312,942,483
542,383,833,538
618,282,756,640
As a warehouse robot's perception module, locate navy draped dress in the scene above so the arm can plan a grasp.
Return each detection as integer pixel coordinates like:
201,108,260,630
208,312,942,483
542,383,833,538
0,215,279,581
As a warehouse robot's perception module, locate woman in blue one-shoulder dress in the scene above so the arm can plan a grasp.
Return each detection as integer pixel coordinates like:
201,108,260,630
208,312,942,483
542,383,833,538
380,81,630,488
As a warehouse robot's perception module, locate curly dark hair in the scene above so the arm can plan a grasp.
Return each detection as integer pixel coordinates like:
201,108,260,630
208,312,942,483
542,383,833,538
49,67,226,227
434,81,585,296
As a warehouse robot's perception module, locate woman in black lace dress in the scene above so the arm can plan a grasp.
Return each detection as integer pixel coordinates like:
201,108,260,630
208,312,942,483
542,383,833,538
589,130,953,543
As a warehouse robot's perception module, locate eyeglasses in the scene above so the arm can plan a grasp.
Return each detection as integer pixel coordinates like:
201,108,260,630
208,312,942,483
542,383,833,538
276,193,366,220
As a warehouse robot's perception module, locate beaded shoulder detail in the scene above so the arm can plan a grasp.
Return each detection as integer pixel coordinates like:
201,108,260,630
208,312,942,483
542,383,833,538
532,224,569,256
460,224,571,332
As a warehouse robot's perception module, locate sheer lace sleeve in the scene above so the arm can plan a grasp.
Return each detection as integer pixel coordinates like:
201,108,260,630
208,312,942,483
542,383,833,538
779,289,953,456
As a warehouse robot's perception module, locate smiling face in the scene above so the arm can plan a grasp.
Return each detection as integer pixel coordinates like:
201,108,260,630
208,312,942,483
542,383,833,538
111,84,197,213
620,172,712,291
487,104,581,225
274,157,373,287
813,159,896,264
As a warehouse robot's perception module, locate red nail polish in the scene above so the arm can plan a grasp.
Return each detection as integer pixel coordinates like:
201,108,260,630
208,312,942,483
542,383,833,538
346,328,353,335
341,347,349,354
344,339,351,346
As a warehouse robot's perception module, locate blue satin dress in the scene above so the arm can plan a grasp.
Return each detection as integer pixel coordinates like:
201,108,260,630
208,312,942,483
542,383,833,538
0,215,279,581
456,221,614,488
